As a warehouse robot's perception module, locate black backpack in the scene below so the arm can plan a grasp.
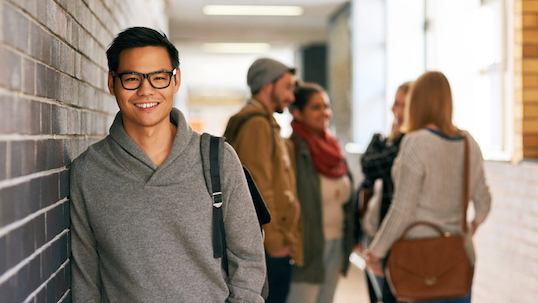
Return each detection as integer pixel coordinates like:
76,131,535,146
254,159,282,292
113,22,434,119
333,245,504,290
199,133,271,297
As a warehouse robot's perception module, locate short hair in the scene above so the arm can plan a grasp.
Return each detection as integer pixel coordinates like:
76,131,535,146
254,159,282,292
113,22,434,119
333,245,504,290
106,27,179,72
289,82,326,113
401,71,458,136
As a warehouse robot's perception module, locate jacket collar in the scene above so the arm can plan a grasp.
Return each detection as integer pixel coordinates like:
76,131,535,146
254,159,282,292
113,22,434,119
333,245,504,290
248,98,279,127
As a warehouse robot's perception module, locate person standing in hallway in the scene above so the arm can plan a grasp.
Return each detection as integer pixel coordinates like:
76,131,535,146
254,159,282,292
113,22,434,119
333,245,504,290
286,82,357,303
70,27,266,302
224,58,303,303
364,71,492,303
359,82,411,303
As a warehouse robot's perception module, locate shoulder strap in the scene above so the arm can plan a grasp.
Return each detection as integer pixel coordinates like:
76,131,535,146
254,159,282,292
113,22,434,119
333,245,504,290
242,166,271,226
200,133,228,265
462,134,470,234
226,112,276,157
232,112,269,141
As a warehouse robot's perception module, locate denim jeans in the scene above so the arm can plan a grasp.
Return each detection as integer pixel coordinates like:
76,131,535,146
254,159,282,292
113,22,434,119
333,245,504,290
265,254,292,303
411,292,471,303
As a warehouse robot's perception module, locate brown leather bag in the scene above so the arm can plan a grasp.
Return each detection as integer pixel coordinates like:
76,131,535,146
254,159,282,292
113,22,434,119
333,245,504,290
385,134,473,302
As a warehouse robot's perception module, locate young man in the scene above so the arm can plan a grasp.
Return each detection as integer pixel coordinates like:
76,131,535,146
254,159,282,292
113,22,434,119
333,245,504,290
70,27,266,302
224,58,303,303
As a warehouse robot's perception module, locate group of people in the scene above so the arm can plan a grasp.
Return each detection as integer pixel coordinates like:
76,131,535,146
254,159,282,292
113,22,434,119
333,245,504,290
69,26,491,303
359,73,492,303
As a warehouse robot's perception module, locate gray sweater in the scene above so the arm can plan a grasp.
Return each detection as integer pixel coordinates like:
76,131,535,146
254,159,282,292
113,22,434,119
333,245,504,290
369,129,491,264
70,108,266,302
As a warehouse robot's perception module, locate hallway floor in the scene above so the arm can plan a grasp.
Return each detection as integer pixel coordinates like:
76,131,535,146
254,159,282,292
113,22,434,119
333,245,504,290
333,253,372,303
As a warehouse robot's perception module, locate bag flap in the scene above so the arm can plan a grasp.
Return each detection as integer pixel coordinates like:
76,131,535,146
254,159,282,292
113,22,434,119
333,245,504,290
388,236,470,279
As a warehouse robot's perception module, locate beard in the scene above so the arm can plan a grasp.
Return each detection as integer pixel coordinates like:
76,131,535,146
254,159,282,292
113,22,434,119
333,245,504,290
270,87,285,114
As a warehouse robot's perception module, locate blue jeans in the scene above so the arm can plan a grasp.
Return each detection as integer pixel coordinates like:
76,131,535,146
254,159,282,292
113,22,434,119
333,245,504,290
411,292,471,303
265,254,292,303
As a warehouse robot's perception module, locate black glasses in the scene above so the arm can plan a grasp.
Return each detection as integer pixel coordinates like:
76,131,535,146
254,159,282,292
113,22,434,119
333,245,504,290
111,69,177,90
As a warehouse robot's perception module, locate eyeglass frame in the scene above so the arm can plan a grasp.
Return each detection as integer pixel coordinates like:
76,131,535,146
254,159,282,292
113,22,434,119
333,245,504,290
111,69,177,90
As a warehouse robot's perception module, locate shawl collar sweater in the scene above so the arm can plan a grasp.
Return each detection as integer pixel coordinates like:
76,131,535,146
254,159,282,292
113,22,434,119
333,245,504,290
70,108,265,302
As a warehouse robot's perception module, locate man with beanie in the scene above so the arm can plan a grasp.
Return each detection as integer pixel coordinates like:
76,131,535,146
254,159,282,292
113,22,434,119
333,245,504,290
224,58,303,302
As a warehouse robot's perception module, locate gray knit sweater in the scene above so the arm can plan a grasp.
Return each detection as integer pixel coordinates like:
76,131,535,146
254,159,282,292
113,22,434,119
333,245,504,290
70,108,266,302
368,129,491,264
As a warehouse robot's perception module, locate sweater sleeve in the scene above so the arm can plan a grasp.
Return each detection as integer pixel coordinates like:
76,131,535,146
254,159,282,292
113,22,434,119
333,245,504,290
221,143,266,303
70,152,101,302
469,138,492,225
367,136,424,258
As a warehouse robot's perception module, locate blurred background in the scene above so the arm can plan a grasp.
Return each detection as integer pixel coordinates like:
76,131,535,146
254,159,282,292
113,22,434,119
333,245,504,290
169,0,513,163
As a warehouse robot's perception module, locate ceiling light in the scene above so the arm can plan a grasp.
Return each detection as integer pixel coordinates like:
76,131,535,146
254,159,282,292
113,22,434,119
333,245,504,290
203,5,304,16
201,43,271,54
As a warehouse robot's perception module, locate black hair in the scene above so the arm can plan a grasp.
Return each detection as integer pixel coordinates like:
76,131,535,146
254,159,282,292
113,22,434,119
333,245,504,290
106,27,179,72
289,82,325,113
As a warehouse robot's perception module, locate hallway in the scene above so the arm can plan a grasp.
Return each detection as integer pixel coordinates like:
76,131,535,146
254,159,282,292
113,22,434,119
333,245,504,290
333,253,372,303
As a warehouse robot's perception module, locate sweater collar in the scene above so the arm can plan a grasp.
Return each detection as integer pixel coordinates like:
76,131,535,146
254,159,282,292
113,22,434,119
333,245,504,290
109,108,194,174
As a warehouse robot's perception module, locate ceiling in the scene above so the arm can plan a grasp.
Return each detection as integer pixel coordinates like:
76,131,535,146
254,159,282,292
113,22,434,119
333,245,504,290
167,0,349,48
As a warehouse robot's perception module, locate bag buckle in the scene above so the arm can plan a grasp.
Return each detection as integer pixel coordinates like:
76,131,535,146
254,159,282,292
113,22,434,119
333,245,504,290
212,192,223,207
423,276,437,286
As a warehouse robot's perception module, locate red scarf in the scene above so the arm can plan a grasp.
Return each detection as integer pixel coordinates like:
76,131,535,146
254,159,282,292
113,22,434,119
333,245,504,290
291,120,347,178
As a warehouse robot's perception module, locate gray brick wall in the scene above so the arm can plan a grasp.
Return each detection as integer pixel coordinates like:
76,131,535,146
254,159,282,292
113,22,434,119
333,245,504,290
0,0,167,302
472,160,538,303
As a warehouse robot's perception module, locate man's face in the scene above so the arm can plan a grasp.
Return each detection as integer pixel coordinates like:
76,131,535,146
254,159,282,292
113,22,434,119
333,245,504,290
107,46,180,132
270,72,296,114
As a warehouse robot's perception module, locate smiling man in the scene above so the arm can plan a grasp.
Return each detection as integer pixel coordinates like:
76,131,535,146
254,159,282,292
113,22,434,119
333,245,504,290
70,27,266,302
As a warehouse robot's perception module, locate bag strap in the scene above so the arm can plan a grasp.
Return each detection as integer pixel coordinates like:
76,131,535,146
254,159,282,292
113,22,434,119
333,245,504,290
462,133,470,234
200,133,228,269
225,111,276,157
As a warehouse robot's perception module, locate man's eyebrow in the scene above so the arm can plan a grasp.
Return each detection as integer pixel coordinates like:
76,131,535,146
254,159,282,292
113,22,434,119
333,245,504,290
117,69,172,74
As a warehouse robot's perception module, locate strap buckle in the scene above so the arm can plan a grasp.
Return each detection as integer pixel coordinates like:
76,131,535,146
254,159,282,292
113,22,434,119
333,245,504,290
212,191,223,207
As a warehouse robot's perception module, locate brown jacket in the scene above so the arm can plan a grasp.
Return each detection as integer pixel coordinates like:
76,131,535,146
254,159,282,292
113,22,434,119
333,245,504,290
224,99,303,265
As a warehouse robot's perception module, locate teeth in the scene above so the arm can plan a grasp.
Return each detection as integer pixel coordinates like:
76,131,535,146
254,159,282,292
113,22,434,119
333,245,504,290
135,103,158,108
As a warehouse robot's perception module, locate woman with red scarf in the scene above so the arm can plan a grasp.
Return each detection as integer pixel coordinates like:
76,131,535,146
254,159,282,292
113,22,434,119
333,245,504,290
286,83,357,303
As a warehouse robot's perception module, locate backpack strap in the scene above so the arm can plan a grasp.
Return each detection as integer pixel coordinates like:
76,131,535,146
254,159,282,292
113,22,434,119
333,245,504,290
225,111,276,157
200,132,271,299
200,133,228,267
231,112,269,141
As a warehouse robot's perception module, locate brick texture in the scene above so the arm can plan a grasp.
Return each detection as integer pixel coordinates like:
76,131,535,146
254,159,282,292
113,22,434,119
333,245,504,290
472,161,538,303
514,0,538,160
0,0,167,302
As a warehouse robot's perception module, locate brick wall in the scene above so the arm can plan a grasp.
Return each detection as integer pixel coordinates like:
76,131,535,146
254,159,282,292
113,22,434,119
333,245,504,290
0,0,167,302
515,0,538,159
470,2,538,301
472,160,538,302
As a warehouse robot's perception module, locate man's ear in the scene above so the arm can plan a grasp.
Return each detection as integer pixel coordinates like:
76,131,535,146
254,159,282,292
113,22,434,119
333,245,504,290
173,69,181,93
259,82,273,95
107,72,115,95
